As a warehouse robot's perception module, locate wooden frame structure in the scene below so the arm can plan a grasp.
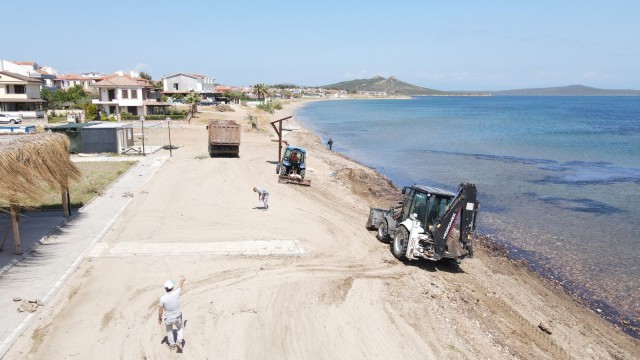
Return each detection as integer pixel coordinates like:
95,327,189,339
270,116,292,163
0,133,80,254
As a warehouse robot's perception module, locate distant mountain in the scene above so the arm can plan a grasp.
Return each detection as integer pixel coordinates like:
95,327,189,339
489,85,640,96
306,78,640,97
321,76,450,96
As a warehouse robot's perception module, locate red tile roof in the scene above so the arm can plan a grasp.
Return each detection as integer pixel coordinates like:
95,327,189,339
92,74,151,87
56,74,90,80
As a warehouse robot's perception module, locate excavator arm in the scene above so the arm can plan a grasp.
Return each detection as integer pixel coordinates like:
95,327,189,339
431,182,479,260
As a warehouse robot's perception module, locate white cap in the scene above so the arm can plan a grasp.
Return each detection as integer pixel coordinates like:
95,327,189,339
164,280,174,290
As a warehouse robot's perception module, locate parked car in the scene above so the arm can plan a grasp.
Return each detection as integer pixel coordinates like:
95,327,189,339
0,113,22,124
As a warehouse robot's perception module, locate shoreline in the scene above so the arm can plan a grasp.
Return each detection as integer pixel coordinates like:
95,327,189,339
287,98,640,339
4,99,638,358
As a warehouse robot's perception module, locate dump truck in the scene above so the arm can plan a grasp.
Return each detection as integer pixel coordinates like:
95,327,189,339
207,120,240,157
367,182,479,263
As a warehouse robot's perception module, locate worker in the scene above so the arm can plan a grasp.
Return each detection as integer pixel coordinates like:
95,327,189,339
159,276,186,352
327,138,333,150
253,187,269,210
290,152,299,162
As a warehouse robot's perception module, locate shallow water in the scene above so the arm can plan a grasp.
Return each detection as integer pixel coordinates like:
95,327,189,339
297,96,640,333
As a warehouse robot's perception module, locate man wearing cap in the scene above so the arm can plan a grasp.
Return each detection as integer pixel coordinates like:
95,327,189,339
158,276,186,351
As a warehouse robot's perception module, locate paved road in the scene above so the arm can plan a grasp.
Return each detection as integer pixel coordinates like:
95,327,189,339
0,153,168,357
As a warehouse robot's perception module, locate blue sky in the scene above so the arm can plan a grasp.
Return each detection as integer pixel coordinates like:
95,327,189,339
4,0,639,90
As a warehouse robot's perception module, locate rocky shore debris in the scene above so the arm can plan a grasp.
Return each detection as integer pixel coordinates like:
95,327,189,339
538,321,553,334
15,297,45,313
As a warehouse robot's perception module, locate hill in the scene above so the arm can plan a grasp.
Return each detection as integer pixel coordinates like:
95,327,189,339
489,85,640,96
321,76,450,96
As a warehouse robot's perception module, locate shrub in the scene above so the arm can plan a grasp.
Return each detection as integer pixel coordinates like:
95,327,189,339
245,114,258,129
83,103,98,120
256,101,283,114
216,104,234,112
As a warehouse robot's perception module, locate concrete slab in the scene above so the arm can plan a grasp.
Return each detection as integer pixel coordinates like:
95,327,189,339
88,240,305,257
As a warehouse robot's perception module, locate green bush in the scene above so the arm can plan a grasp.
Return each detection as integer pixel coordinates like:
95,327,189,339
83,103,98,120
167,106,189,116
119,111,186,121
142,115,186,120
120,112,137,120
256,101,283,114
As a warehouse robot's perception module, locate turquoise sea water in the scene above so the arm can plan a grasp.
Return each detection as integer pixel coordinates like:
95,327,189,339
296,96,640,334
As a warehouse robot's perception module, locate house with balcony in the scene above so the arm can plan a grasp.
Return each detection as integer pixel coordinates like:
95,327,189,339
0,71,46,118
91,71,170,116
161,73,216,100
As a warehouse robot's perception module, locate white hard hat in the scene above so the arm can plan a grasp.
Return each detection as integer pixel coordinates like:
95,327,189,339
164,280,174,290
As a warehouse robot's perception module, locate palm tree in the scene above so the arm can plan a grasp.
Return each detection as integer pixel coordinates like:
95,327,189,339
184,92,201,117
253,83,269,103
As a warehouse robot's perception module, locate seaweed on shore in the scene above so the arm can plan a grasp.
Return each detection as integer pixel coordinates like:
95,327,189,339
474,234,640,339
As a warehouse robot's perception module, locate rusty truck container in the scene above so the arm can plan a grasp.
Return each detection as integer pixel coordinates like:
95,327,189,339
207,120,241,157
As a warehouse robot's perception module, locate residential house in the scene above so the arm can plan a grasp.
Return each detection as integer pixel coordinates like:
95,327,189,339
161,73,215,100
0,71,46,118
91,71,170,116
0,60,57,88
54,74,99,91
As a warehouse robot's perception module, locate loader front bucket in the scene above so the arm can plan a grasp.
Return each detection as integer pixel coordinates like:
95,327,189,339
366,208,387,229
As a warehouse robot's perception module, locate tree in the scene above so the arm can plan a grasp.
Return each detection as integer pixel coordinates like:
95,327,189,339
41,85,91,109
41,88,57,109
140,72,152,81
65,85,91,103
253,83,269,103
225,90,245,104
184,92,201,118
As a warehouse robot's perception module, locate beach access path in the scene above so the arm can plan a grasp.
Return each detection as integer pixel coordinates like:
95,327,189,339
2,103,638,359
0,153,166,357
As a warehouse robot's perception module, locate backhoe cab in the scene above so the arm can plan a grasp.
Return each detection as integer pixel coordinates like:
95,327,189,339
367,182,479,263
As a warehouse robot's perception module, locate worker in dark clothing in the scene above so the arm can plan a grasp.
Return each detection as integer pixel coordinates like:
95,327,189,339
327,138,333,150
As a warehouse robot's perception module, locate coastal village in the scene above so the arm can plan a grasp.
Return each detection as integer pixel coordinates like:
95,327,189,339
0,57,639,359
0,58,358,124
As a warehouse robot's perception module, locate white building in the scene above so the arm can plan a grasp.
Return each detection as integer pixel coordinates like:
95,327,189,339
161,73,215,96
0,71,46,118
0,60,58,88
91,71,169,116
54,74,98,90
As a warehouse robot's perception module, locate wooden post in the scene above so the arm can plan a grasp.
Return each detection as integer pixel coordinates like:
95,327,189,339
10,204,21,255
270,116,292,163
62,188,70,217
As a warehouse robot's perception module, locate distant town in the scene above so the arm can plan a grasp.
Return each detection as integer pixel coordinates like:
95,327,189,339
0,59,359,122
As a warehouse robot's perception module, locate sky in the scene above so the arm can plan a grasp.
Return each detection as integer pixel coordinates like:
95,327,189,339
3,0,639,91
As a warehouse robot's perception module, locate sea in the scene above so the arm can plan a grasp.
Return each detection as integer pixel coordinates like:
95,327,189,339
296,96,640,336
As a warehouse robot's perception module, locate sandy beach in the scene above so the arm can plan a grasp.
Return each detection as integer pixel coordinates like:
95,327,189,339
3,100,639,359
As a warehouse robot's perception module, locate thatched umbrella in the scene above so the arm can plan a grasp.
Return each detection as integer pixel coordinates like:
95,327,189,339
0,133,80,254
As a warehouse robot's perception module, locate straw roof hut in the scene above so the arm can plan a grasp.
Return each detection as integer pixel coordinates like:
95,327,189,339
0,133,80,254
